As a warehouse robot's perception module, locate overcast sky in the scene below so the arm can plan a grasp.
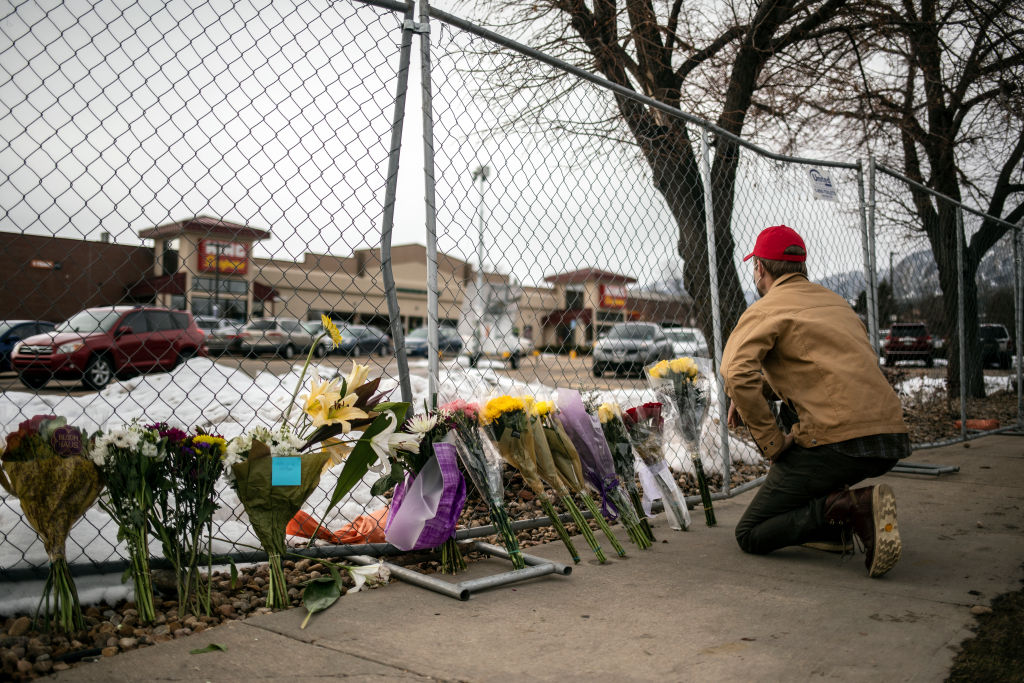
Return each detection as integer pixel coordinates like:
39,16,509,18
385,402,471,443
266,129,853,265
0,0,924,292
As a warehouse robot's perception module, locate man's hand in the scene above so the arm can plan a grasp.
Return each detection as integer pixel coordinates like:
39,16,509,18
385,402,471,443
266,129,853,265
727,401,743,429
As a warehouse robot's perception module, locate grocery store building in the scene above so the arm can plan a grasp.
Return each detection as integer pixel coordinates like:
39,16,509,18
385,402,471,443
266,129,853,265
0,216,694,347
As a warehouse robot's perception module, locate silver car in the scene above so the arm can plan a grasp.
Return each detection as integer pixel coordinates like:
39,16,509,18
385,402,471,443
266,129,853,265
239,317,316,359
663,326,710,358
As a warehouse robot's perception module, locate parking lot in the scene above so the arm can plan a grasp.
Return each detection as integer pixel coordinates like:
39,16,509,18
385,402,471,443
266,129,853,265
2,348,1016,401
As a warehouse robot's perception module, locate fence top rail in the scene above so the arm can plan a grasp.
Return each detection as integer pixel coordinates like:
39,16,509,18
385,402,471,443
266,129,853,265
425,5,860,173
876,162,1021,232
354,0,413,14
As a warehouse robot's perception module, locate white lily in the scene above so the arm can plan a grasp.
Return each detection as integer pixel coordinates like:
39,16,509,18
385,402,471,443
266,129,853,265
367,411,423,479
344,363,370,393
347,561,390,593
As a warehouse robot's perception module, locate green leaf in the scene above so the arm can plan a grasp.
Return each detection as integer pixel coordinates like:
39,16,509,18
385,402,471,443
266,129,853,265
300,577,342,629
229,559,239,590
323,413,394,514
369,475,392,498
190,643,227,654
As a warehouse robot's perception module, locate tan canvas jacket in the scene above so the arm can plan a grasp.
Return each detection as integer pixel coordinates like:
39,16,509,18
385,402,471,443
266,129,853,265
721,273,907,461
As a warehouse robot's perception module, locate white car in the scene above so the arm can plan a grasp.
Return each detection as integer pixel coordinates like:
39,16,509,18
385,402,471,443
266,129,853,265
663,326,709,358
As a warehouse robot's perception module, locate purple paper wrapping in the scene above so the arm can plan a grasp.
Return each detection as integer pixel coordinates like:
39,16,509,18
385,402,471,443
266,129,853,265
556,389,621,518
384,442,467,551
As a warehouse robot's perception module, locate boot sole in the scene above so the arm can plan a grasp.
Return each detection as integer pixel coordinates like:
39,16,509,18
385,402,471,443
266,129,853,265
869,483,901,577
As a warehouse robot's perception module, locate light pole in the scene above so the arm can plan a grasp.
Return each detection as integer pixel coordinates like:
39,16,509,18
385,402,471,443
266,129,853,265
470,165,490,363
889,250,897,319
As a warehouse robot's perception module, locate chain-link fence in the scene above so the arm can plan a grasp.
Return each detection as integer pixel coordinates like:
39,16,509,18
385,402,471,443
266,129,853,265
0,0,1020,579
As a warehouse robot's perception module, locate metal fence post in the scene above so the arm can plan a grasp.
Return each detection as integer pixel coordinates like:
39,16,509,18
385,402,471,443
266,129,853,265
699,127,731,493
380,0,418,404
418,0,440,402
1015,223,1023,428
859,158,879,353
956,206,967,441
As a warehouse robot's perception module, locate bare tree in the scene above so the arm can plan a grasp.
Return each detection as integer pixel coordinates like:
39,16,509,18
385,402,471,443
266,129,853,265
457,0,862,343
804,0,1024,396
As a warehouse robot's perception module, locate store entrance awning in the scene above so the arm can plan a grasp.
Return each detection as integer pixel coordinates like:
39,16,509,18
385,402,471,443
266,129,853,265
253,281,279,301
125,272,187,297
541,308,593,327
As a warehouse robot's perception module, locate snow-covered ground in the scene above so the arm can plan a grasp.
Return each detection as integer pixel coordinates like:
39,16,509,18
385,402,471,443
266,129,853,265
0,357,761,613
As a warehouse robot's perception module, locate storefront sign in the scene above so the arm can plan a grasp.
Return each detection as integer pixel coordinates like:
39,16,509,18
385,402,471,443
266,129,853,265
198,239,248,275
600,284,627,309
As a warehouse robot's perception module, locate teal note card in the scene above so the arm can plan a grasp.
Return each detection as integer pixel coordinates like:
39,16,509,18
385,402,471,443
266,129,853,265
272,457,301,486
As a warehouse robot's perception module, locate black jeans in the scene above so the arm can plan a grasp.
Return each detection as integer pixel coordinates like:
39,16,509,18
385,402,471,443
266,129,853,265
735,444,898,555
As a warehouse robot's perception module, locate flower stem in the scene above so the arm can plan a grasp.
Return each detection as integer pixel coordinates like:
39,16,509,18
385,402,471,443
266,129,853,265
439,537,467,574
488,502,525,570
580,493,627,557
539,497,579,564
561,495,605,563
628,487,656,542
266,552,290,610
127,527,156,624
609,488,652,550
284,332,326,428
691,454,717,526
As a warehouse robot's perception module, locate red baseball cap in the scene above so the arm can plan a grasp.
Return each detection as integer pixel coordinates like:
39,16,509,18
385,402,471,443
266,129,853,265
743,225,807,262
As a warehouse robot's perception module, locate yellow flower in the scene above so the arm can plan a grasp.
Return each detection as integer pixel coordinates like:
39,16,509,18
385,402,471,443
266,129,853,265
518,395,536,412
301,371,342,418
344,363,370,393
480,395,526,424
597,402,621,424
534,400,554,417
192,434,227,454
321,314,343,348
311,392,370,432
649,359,670,379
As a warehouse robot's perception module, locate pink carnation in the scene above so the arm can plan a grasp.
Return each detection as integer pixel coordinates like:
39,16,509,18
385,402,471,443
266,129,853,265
440,399,479,420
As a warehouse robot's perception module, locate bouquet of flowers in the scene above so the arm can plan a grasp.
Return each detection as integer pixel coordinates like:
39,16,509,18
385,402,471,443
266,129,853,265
556,389,652,550
622,403,691,531
379,410,468,574
479,395,581,564
91,421,170,623
224,361,392,609
147,424,226,616
647,357,716,526
539,403,624,558
597,402,656,541
529,400,608,562
0,415,102,632
441,399,525,570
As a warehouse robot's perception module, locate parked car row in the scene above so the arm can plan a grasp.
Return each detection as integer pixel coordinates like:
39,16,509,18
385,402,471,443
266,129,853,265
881,321,1013,369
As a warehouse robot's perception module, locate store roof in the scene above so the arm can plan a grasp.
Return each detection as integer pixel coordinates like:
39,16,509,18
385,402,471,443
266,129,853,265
543,268,636,285
139,216,271,241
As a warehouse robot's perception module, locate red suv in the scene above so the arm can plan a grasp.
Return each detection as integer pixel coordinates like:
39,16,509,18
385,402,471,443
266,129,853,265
12,306,206,390
883,322,935,367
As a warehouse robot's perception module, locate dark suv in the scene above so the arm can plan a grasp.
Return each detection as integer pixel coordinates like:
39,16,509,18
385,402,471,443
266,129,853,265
980,324,1012,369
883,322,935,367
12,306,206,390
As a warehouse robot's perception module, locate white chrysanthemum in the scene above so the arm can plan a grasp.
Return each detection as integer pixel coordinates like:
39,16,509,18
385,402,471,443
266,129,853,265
90,439,109,466
140,441,158,458
408,414,437,434
109,429,136,450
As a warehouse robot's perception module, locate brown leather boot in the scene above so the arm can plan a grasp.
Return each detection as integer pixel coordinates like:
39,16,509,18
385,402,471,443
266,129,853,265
823,484,901,577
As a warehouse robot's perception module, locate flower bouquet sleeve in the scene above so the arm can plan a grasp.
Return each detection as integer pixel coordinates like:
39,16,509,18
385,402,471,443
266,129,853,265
597,403,655,542
540,408,625,558
1,416,102,632
443,402,525,570
530,401,607,563
226,429,330,609
622,403,691,531
647,358,716,526
480,396,580,564
555,389,652,551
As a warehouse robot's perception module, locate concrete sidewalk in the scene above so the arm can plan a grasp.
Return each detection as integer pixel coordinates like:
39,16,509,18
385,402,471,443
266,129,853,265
61,435,1023,682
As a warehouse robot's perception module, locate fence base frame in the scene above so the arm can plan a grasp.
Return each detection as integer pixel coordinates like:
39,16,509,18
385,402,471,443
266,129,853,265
347,541,571,601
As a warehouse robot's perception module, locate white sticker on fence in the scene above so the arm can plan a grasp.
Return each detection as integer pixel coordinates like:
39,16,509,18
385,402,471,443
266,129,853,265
808,168,838,201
